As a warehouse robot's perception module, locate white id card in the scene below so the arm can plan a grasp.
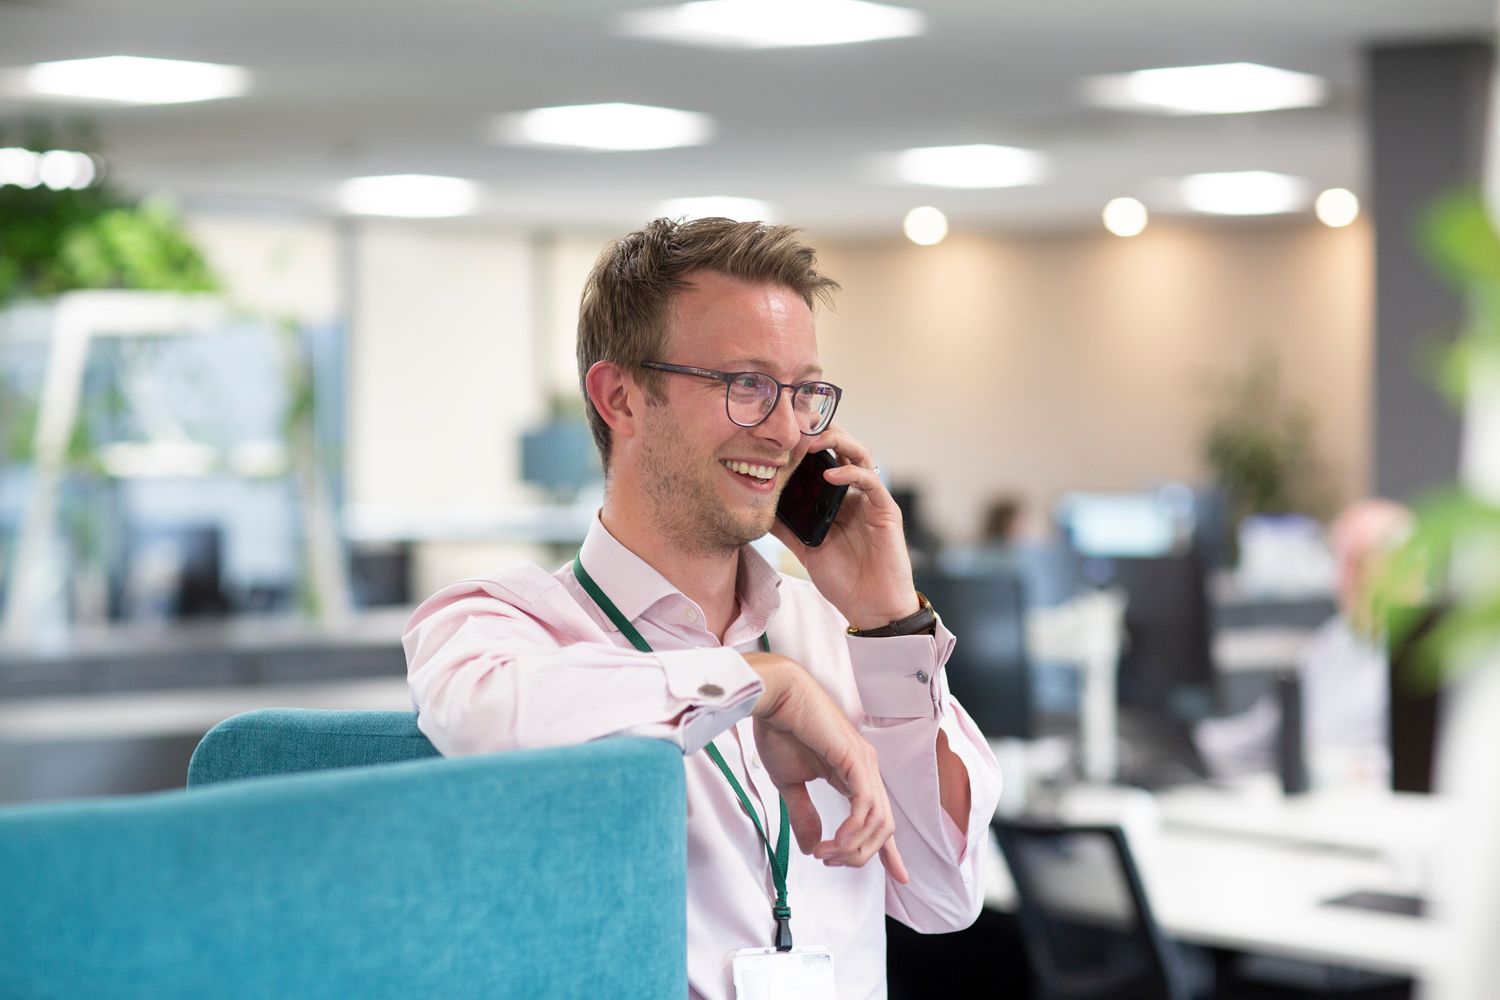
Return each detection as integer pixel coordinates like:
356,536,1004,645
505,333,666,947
731,946,836,1000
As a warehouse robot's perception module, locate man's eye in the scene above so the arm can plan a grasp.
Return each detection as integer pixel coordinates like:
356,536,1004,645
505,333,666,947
731,374,762,391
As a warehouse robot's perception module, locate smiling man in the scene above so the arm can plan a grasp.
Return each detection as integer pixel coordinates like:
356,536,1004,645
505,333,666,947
403,217,1001,1000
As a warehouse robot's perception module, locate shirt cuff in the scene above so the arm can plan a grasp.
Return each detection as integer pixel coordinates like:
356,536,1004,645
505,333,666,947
657,647,763,755
848,618,956,720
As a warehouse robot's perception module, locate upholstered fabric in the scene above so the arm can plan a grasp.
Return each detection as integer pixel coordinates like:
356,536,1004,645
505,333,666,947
187,708,440,786
0,735,687,999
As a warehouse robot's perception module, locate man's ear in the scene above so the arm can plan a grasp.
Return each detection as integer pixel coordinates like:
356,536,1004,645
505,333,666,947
584,360,640,443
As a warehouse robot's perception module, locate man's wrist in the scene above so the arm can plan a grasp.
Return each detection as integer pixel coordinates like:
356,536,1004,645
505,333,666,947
845,591,923,632
742,651,795,720
847,592,937,638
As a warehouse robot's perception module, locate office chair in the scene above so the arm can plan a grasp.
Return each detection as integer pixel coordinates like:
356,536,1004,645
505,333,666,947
994,819,1195,1000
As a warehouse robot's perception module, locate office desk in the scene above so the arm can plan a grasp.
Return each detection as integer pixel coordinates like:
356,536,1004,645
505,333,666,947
987,785,1444,979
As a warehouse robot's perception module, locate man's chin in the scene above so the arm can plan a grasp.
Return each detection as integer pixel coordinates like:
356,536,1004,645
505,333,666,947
728,510,777,547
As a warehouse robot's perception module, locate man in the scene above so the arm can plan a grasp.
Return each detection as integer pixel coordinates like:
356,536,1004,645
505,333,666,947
404,217,1002,999
1195,498,1413,784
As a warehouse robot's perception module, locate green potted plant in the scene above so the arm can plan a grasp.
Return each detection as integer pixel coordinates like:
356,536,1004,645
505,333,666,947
1200,354,1324,562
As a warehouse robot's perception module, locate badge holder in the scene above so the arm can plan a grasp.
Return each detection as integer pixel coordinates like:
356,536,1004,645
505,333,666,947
731,946,836,1000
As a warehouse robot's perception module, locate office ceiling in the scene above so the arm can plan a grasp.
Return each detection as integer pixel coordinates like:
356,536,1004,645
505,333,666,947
0,0,1493,235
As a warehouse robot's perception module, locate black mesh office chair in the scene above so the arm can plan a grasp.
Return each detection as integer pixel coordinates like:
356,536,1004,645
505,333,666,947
994,819,1193,1000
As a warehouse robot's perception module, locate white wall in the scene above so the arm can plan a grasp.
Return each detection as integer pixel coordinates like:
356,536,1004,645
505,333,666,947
185,214,341,326
345,221,538,515
812,218,1373,543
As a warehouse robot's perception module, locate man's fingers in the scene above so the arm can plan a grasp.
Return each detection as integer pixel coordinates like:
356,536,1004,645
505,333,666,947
880,838,911,884
781,784,824,854
768,519,808,558
826,800,895,867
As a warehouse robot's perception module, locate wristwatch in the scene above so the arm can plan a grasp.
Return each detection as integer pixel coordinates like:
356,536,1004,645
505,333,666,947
846,592,938,638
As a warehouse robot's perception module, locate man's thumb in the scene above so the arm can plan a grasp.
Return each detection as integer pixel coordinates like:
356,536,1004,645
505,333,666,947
781,785,823,854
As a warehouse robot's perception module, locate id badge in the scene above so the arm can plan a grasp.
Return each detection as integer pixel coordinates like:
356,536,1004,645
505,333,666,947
731,946,836,1000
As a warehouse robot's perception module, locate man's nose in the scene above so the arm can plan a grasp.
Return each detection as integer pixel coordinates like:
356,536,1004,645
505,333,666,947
755,386,802,447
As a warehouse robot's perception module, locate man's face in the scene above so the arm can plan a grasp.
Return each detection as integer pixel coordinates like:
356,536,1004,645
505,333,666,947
635,271,822,555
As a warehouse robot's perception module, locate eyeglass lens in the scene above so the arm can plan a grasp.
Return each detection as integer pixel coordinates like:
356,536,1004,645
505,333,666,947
726,373,837,433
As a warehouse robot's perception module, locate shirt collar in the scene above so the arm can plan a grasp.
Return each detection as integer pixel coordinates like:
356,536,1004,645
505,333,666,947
575,513,783,632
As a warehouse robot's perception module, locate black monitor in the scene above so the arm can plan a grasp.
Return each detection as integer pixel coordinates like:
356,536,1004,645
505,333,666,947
113,523,230,620
1105,550,1216,718
915,564,1034,740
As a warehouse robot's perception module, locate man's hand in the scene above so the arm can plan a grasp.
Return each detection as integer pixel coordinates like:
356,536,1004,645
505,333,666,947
770,424,921,630
744,651,910,884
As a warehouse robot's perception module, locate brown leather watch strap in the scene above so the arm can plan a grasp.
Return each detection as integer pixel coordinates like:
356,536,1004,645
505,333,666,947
846,592,938,638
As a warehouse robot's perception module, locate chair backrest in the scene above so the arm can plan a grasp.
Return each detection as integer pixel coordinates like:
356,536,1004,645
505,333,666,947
994,819,1189,1000
1,735,687,999
187,708,440,786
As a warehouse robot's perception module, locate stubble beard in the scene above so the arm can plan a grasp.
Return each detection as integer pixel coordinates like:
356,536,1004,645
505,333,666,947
640,406,777,557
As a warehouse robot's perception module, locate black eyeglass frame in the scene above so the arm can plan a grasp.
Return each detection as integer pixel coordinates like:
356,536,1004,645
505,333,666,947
639,361,843,435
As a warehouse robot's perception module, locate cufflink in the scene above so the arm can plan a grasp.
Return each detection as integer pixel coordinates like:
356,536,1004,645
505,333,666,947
698,683,724,698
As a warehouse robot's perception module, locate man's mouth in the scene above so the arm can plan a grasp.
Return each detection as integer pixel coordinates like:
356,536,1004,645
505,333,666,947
720,459,780,486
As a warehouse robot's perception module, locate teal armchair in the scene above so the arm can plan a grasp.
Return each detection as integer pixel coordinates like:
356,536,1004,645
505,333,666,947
0,710,688,999
186,708,442,784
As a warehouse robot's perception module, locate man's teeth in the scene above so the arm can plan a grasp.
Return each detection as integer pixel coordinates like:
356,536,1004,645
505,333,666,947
722,460,776,481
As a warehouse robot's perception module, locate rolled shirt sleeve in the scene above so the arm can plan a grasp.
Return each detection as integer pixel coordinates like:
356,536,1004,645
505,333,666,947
404,572,763,758
849,618,1004,931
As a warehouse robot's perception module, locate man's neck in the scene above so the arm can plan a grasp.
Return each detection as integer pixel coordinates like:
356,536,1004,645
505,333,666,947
599,497,741,643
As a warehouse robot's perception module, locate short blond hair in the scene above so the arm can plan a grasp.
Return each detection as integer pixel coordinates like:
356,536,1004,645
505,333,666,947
576,217,839,468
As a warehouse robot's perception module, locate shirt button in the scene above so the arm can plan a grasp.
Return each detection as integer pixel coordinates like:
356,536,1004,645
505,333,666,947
752,756,763,769
685,608,700,623
698,683,724,698
915,670,930,684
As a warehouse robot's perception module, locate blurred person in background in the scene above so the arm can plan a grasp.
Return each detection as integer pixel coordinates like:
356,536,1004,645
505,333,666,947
1195,498,1414,784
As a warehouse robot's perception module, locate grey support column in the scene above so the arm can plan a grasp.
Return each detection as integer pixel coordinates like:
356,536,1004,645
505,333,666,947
1368,41,1492,502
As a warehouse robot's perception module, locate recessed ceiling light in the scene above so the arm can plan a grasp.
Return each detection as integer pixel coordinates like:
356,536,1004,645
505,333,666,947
494,102,714,151
22,55,249,105
1083,62,1325,115
1178,171,1309,215
656,196,772,222
1102,197,1148,237
338,175,478,218
617,0,924,50
39,150,98,190
1315,188,1360,228
0,148,42,188
902,206,948,245
892,144,1047,189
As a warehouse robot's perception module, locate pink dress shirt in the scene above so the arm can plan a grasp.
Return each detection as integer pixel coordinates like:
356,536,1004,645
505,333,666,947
404,516,1002,1000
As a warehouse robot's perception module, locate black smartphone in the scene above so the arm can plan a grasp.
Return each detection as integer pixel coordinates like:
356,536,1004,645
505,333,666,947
775,449,848,547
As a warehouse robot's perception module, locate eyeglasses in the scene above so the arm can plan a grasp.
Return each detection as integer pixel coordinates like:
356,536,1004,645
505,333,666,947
640,361,842,435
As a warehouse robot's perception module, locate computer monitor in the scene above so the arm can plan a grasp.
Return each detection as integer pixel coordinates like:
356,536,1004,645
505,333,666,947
114,523,230,620
1105,550,1217,718
1055,491,1182,559
914,564,1034,740
521,421,600,499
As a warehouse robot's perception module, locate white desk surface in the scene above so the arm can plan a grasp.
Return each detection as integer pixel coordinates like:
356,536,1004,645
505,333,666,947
0,678,413,743
1212,627,1316,674
1154,780,1448,856
987,784,1445,978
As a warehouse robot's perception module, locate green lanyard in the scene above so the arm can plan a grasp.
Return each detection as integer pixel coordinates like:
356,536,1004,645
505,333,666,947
572,558,794,952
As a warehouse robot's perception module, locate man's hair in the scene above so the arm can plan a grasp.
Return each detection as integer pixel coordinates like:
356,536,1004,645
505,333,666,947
576,216,840,469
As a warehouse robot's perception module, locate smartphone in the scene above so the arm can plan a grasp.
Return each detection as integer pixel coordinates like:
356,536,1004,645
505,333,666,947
775,449,848,547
